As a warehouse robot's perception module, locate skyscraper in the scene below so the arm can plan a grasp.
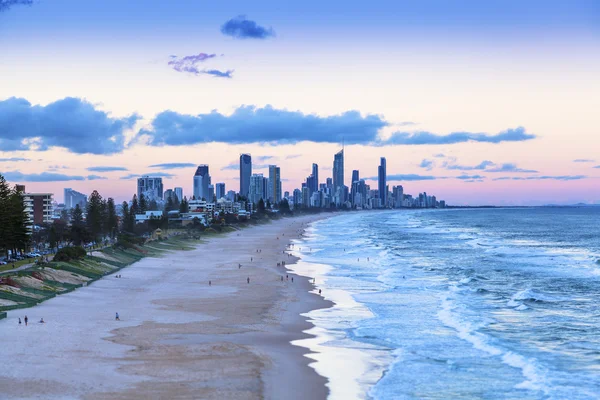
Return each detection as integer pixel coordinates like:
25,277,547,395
333,149,344,204
137,176,164,201
249,174,265,205
215,183,226,200
268,165,282,204
239,154,252,198
378,157,387,208
193,165,210,200
312,163,319,192
393,185,404,208
174,187,183,202
350,170,360,206
64,188,87,209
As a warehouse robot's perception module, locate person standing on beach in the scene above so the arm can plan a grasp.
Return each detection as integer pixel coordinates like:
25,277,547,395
24,316,28,326
115,312,120,321
18,317,21,325
247,277,250,284
209,280,212,286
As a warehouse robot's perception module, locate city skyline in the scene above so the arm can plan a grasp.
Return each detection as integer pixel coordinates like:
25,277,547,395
0,1,599,206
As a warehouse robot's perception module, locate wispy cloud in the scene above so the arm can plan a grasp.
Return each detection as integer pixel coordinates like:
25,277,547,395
87,175,108,180
221,162,270,171
445,160,495,171
456,174,485,180
255,155,274,162
573,159,595,163
0,97,139,154
87,166,128,172
443,160,536,173
148,163,196,169
203,69,234,79
384,127,535,145
594,165,600,169
0,157,30,162
493,175,587,181
419,159,434,170
0,0,32,12
120,172,175,180
366,174,443,181
221,15,275,39
433,153,446,158
485,163,538,173
285,154,302,159
167,54,232,78
2,171,85,182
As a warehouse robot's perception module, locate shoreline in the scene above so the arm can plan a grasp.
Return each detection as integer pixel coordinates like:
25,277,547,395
0,214,335,399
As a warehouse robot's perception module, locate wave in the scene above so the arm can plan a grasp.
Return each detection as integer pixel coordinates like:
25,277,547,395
511,289,564,303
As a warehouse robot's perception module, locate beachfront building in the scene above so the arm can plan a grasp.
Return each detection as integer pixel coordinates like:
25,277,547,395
135,210,163,224
64,188,87,210
239,154,252,198
249,174,265,205
393,185,404,208
193,165,211,200
137,176,164,201
378,157,387,208
22,191,54,227
268,165,282,204
333,149,344,204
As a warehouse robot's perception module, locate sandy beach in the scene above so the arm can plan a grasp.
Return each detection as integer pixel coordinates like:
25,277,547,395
0,215,332,399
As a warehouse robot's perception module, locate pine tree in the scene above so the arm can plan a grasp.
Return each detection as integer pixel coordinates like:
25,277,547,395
139,193,148,213
179,196,189,213
87,190,104,242
131,194,139,215
70,204,86,246
106,198,118,238
0,175,12,256
258,199,266,213
164,196,174,212
7,188,30,255
121,201,131,232
148,199,158,211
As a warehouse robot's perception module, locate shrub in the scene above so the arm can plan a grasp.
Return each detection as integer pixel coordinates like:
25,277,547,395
54,246,86,262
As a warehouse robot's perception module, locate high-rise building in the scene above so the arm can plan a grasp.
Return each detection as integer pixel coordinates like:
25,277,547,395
193,165,211,200
350,170,360,206
249,174,265,205
378,157,387,208
293,189,302,206
333,149,344,195
215,183,226,200
23,191,54,227
226,190,236,202
164,189,174,201
239,154,252,198
137,176,164,201
64,188,87,210
268,165,282,204
208,184,215,203
312,163,319,192
393,185,404,208
174,187,183,202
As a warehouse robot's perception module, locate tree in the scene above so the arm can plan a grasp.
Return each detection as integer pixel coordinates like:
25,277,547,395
164,196,174,213
131,194,139,215
70,204,88,246
148,199,158,211
0,175,12,256
257,199,266,213
179,196,189,213
266,199,271,210
7,188,30,255
279,199,291,215
121,201,130,232
87,190,104,242
106,198,118,238
139,193,148,213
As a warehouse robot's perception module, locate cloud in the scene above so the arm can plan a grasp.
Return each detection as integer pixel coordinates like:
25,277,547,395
87,166,129,172
285,154,302,159
148,163,196,169
140,106,387,146
456,174,485,180
221,162,270,171
445,160,495,171
384,127,535,145
202,69,234,78
167,54,232,78
87,175,108,180
0,97,139,154
485,163,538,173
433,153,446,158
493,175,587,181
419,159,434,170
120,172,175,180
0,157,30,162
366,174,442,181
2,171,85,182
0,0,32,12
255,155,274,162
573,159,595,163
594,165,600,169
221,15,275,39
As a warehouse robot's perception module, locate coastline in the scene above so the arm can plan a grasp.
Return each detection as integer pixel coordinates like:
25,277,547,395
0,214,334,399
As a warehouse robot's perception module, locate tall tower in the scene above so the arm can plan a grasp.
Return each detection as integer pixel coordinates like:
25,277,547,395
268,165,282,204
239,154,252,199
312,163,319,192
333,149,344,193
378,157,387,208
193,165,210,200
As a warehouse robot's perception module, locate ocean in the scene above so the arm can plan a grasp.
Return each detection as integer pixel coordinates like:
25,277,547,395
290,208,600,400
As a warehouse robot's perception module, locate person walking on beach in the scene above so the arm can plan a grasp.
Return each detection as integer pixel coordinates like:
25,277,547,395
247,277,250,284
18,317,21,325
115,312,120,321
291,277,294,282
209,280,212,286
319,289,322,295
251,257,253,262
24,316,28,326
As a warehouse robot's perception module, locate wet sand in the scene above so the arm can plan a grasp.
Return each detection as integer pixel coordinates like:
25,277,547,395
0,215,332,399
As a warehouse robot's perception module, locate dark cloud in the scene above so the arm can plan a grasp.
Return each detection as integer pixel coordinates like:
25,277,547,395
485,163,538,173
0,0,32,12
384,127,535,145
0,157,30,162
221,16,275,39
148,163,196,169
573,159,595,163
2,171,85,182
87,166,129,172
0,97,139,154
87,175,108,180
419,159,434,170
120,172,175,180
493,175,587,181
140,106,387,146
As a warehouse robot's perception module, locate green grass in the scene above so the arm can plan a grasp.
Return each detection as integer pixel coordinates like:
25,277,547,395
0,258,36,273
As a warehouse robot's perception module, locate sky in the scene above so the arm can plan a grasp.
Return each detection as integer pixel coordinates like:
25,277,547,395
0,0,599,206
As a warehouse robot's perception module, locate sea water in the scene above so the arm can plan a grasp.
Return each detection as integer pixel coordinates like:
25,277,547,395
290,208,600,400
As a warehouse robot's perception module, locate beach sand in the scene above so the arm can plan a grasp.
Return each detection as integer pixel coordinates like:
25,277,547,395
0,215,332,399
